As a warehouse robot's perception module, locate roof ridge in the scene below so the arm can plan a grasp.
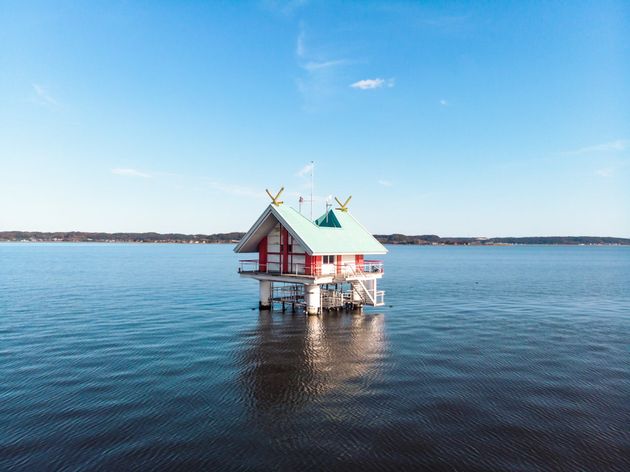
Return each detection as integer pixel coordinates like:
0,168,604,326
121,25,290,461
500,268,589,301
277,204,317,224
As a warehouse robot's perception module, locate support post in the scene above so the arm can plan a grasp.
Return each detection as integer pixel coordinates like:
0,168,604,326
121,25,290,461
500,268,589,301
304,284,321,316
352,284,363,305
259,280,272,310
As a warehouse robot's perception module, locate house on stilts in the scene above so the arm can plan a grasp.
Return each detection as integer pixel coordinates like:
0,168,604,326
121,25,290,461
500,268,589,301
235,189,387,315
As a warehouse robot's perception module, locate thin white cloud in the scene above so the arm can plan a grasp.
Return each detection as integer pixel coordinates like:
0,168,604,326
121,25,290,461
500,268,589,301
111,167,265,199
31,84,59,106
297,59,348,107
440,99,449,107
302,59,348,71
563,139,629,155
111,168,151,178
294,23,352,111
296,24,306,57
595,167,614,177
350,78,395,90
378,179,393,187
297,162,314,177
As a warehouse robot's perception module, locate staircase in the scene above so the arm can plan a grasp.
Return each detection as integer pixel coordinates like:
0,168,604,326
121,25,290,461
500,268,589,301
344,264,385,307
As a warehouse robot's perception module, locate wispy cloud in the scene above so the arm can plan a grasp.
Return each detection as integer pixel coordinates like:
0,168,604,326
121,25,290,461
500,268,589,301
563,139,629,155
295,162,317,198
350,78,395,90
297,162,314,177
595,167,614,177
378,179,393,187
303,60,348,71
439,99,449,107
31,84,59,106
294,23,353,111
297,59,348,105
296,23,306,57
111,168,151,178
111,167,266,200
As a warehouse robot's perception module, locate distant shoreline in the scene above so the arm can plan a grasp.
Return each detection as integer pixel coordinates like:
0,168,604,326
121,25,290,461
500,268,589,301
1,231,629,246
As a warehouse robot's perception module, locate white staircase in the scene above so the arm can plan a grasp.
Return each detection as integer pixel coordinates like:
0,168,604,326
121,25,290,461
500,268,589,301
344,264,385,307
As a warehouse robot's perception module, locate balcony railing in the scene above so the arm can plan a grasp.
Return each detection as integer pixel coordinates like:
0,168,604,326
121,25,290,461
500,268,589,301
238,259,384,277
238,259,260,273
363,260,384,274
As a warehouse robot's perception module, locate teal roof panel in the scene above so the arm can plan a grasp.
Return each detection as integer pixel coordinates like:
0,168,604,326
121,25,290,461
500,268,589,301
270,205,387,255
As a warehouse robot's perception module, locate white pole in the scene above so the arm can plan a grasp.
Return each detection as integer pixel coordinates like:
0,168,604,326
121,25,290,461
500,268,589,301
259,280,272,310
305,284,321,315
310,160,314,221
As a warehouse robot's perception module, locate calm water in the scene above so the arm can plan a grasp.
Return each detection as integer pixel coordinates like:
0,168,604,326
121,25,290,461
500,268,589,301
1,244,629,471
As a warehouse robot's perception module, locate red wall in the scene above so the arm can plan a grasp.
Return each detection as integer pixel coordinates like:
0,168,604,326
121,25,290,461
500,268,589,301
355,254,364,269
307,255,321,275
258,236,268,272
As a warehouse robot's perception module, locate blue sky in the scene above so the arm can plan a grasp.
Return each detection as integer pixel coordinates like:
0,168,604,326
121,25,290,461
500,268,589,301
1,0,628,236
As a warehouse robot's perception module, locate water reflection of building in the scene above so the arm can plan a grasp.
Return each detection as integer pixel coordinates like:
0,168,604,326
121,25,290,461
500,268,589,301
239,312,386,413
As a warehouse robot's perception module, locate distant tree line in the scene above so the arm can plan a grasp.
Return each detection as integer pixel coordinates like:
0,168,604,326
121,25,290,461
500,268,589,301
373,234,630,245
0,231,245,243
1,231,628,245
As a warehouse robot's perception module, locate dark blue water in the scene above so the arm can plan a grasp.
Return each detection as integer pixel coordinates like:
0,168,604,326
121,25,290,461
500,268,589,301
1,244,629,471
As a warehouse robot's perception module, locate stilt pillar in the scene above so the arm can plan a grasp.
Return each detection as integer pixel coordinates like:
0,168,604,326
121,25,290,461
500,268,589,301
352,284,363,306
304,284,321,316
259,280,272,310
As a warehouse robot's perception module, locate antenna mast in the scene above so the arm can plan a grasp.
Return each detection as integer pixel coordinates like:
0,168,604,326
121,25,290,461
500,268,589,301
310,160,314,221
325,198,332,224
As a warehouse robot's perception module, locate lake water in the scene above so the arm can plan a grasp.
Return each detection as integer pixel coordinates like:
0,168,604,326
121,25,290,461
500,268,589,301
1,244,629,471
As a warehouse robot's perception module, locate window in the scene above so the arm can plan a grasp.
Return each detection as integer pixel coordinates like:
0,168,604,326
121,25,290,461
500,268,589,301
323,255,335,264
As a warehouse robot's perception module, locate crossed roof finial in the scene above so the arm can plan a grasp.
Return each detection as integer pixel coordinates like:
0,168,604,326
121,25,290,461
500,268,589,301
334,195,352,212
266,187,284,206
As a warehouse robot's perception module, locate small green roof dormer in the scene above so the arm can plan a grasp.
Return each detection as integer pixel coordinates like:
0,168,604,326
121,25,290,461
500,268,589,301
314,210,341,228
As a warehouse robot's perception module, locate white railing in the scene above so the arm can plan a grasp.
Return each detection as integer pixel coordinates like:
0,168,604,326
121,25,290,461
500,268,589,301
363,260,384,274
239,260,309,275
238,259,259,272
341,262,384,278
321,289,345,309
238,259,384,278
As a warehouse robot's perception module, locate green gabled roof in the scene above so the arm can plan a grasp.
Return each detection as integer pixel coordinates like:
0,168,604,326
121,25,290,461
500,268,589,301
234,204,387,255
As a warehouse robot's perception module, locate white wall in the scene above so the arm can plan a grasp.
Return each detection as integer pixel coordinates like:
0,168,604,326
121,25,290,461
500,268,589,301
341,254,356,274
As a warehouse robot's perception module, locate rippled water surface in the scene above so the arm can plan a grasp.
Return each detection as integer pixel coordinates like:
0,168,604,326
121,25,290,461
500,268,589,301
1,244,629,471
